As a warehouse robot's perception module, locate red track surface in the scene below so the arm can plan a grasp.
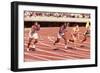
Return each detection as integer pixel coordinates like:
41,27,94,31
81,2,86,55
24,27,90,62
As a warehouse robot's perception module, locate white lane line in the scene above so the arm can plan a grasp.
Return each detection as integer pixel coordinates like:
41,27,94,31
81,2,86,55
35,48,89,59
37,42,90,58
25,35,89,51
47,36,89,51
41,37,89,56
68,40,90,48
36,38,90,53
69,46,89,52
24,37,89,52
24,42,89,59
35,48,76,59
28,52,67,60
25,52,49,60
38,41,53,48
57,44,89,52
83,42,90,45
60,48,89,58
48,36,64,46
48,36,55,42
25,35,89,48
25,50,73,60
35,50,84,59
48,36,90,48
38,41,89,53
24,59,37,62
44,45,89,57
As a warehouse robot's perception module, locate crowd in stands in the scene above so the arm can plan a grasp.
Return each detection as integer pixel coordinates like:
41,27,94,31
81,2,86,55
24,11,90,19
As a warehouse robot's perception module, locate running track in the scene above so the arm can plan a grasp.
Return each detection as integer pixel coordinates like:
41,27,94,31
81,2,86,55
24,27,90,62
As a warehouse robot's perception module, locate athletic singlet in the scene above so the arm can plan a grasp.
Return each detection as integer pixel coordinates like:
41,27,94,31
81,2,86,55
59,25,67,34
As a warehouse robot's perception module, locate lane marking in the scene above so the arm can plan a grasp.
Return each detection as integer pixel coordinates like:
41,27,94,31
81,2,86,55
36,48,75,59
25,52,49,60
48,36,90,48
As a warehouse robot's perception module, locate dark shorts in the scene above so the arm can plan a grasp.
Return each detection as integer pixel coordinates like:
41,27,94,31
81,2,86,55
84,30,90,37
58,33,64,38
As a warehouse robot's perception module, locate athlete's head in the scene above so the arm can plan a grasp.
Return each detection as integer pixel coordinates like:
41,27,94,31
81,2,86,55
74,24,79,27
63,22,68,27
76,24,79,27
34,22,38,25
86,21,90,29
64,22,69,27
67,22,69,27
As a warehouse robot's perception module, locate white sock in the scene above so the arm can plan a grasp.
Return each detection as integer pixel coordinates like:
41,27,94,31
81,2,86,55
27,48,29,51
65,45,67,48
32,45,36,48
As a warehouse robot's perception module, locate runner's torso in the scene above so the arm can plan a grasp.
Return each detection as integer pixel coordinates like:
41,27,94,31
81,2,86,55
30,24,40,35
59,25,66,34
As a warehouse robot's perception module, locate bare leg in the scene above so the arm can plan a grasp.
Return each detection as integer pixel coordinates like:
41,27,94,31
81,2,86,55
69,34,74,42
27,38,32,48
81,34,87,43
62,35,68,49
31,39,38,51
53,38,60,50
72,34,77,48
53,38,60,45
27,38,32,51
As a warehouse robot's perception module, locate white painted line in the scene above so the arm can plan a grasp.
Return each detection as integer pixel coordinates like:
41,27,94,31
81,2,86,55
38,41,53,48
68,40,90,48
60,48,89,57
48,36,90,48
36,48,89,59
35,48,76,59
25,52,49,60
48,36,65,46
41,36,90,52
24,59,36,62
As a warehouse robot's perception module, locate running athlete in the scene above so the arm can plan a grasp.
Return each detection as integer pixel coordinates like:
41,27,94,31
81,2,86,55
81,21,90,42
69,24,79,43
27,22,40,51
53,22,69,49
